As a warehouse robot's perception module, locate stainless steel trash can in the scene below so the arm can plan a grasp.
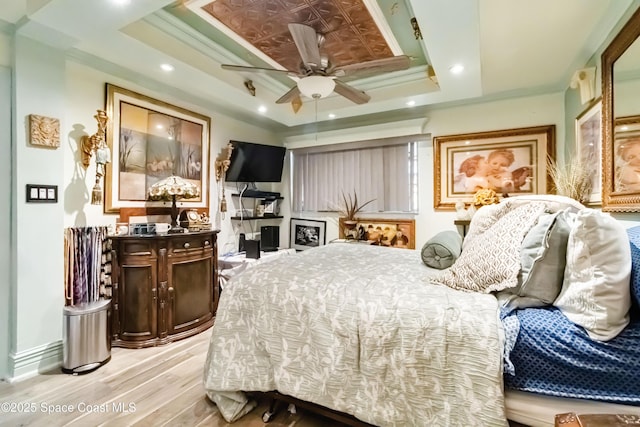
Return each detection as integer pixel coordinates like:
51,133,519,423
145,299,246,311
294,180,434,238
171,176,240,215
62,299,111,374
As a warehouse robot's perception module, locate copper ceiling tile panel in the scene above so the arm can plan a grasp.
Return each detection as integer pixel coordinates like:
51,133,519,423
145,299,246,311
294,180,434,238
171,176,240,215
200,0,393,71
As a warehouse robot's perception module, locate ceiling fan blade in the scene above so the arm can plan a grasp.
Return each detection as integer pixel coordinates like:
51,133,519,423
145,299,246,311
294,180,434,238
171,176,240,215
288,23,322,69
275,85,302,104
332,55,411,78
221,64,296,76
333,80,370,104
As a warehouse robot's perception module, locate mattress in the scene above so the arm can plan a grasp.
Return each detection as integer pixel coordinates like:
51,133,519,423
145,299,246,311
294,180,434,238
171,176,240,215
504,307,640,404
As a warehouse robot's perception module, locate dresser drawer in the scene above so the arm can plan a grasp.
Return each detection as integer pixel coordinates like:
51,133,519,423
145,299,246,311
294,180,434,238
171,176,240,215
169,235,213,254
119,240,156,257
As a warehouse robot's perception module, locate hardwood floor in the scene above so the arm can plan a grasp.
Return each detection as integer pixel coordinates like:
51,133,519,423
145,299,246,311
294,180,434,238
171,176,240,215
0,328,529,426
0,328,332,427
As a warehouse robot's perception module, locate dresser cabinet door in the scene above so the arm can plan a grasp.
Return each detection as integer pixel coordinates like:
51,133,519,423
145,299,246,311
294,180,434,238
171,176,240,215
118,257,158,342
167,249,214,335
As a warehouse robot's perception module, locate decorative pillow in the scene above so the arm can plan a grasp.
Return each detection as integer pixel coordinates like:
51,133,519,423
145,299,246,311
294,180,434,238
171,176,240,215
503,194,585,212
554,209,632,341
430,201,546,293
421,231,462,269
497,209,572,310
624,226,640,314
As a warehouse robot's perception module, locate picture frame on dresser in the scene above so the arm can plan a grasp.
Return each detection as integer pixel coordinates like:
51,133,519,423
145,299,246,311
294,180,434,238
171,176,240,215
290,218,326,251
104,83,211,213
575,98,602,205
433,125,556,210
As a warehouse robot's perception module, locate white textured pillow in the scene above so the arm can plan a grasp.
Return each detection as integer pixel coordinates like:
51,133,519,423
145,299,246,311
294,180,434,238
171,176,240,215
504,194,585,212
553,209,632,341
431,201,546,293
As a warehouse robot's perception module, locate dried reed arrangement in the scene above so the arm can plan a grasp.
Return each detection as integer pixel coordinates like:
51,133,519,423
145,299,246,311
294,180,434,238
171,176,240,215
339,190,376,221
546,155,593,204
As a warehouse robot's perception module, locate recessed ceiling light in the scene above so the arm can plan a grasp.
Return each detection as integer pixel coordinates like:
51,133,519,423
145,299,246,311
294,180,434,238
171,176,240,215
464,141,471,145
160,64,174,72
328,113,336,119
449,64,464,74
406,100,416,107
258,105,267,114
112,0,130,5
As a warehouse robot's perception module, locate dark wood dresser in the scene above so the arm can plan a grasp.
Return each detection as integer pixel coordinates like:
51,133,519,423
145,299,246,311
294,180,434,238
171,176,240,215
110,230,219,348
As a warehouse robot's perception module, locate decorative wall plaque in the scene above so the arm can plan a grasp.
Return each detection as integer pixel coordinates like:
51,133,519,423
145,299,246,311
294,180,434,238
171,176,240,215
29,114,60,148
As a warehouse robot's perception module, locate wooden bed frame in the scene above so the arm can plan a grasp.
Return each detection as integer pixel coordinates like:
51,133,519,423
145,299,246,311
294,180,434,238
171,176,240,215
252,389,640,426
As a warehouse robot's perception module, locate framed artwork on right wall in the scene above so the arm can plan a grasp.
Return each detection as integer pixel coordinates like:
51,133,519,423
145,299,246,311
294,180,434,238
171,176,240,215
575,98,602,205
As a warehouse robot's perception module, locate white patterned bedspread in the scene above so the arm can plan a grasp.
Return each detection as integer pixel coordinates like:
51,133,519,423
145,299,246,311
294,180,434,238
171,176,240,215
204,243,507,426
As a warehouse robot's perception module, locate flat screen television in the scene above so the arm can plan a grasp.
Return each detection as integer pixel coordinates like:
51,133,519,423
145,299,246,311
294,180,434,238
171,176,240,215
225,140,286,183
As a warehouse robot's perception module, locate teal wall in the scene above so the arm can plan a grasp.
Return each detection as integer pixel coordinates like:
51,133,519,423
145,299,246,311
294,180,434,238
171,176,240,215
0,65,11,381
9,35,66,379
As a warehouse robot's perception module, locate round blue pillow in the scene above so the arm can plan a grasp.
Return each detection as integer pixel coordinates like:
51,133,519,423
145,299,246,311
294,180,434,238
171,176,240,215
421,230,462,270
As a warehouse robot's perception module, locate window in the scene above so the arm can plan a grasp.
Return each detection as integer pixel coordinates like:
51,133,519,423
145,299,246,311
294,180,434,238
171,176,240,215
291,135,423,213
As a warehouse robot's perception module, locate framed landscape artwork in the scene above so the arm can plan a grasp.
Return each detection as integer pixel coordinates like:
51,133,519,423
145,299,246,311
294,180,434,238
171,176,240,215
290,218,326,251
433,125,556,210
104,84,211,213
575,98,602,205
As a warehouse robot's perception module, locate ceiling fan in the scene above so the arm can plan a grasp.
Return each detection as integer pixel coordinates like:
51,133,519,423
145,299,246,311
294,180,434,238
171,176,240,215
221,23,411,105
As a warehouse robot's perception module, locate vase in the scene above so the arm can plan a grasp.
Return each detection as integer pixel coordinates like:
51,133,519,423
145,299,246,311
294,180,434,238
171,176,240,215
343,220,357,229
343,220,358,240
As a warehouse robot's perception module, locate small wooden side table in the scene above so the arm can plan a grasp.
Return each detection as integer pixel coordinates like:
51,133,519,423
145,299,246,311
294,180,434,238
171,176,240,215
454,219,471,239
555,412,640,427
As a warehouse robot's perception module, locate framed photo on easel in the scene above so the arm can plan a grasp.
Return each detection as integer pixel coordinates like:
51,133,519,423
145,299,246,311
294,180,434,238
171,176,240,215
290,218,326,251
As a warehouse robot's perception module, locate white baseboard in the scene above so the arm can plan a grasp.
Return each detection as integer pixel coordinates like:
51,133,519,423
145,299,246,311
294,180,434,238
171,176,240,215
7,340,62,382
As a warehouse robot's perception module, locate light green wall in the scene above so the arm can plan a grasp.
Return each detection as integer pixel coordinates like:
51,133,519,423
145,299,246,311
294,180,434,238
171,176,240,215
0,65,11,381
62,61,283,251
9,35,66,379
4,34,284,380
284,93,568,246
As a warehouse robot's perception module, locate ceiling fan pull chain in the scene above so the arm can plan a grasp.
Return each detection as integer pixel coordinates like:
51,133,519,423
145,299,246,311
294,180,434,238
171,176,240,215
314,97,318,143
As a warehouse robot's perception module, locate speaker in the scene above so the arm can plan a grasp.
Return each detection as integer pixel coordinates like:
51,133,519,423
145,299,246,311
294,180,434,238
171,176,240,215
260,226,279,252
244,239,261,259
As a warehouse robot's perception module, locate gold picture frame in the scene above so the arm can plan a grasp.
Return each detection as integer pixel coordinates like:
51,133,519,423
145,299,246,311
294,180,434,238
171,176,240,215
601,5,640,212
612,114,640,196
575,98,602,205
433,125,556,210
104,84,211,213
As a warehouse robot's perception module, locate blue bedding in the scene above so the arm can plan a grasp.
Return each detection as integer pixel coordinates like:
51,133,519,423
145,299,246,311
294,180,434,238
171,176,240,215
503,307,640,404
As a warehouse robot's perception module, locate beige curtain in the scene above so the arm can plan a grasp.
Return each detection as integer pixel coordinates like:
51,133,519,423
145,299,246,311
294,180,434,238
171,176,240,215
291,137,423,213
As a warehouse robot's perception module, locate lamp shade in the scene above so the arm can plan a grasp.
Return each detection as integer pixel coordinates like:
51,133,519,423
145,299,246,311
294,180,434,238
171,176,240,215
147,175,200,201
297,76,336,99
148,175,200,229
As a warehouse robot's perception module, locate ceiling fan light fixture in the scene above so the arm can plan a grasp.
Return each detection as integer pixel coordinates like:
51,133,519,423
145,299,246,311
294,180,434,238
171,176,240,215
298,76,335,99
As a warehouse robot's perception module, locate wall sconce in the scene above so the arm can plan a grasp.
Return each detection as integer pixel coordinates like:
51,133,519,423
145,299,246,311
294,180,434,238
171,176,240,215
80,110,111,204
570,67,596,105
214,143,234,216
410,17,423,40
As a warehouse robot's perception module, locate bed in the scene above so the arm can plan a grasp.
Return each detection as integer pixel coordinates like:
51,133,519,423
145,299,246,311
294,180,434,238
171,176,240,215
203,197,640,426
